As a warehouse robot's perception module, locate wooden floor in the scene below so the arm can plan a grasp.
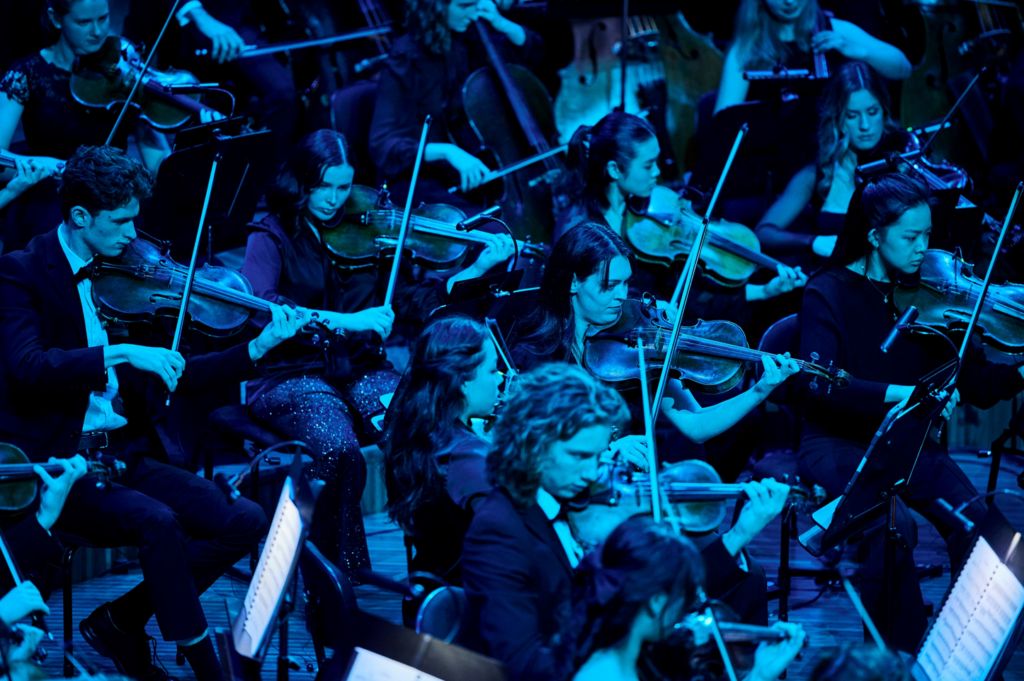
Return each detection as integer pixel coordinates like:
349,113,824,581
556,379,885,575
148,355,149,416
33,449,1024,681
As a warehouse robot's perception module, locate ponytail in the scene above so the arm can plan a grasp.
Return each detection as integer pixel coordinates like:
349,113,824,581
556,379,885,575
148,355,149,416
556,124,593,208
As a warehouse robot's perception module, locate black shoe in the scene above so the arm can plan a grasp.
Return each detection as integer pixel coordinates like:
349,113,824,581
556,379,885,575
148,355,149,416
80,602,177,681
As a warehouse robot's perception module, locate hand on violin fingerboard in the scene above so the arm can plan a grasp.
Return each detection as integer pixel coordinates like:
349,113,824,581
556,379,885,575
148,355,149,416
248,305,307,361
606,435,650,472
752,354,800,399
35,455,89,532
749,622,808,681
723,478,790,556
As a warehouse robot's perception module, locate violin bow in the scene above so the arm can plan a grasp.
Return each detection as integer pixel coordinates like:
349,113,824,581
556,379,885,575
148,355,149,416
635,337,662,523
382,116,432,309
105,0,182,145
650,124,748,421
0,529,52,645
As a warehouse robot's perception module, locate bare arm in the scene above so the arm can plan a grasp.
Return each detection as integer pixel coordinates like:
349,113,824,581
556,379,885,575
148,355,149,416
714,45,750,114
755,164,829,256
825,19,912,80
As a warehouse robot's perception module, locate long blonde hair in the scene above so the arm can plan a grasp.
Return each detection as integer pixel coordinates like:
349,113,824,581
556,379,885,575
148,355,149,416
732,0,819,69
816,62,900,199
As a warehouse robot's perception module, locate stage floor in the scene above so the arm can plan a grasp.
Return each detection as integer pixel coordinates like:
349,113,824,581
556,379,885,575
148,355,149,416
33,449,1024,680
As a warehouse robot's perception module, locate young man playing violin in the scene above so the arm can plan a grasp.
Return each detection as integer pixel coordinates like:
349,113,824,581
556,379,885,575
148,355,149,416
0,145,307,681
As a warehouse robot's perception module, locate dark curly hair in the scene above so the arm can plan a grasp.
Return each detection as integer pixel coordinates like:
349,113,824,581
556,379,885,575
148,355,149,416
487,364,629,508
266,129,351,237
384,315,491,532
58,145,154,222
556,516,705,673
405,0,452,55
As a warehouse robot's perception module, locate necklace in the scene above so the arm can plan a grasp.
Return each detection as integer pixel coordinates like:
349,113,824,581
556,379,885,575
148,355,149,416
863,261,896,303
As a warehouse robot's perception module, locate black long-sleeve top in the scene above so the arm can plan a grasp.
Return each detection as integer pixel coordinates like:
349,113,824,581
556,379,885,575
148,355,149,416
799,266,1024,443
368,28,545,184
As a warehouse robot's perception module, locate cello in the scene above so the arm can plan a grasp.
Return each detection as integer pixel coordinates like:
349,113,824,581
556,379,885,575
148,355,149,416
461,20,564,243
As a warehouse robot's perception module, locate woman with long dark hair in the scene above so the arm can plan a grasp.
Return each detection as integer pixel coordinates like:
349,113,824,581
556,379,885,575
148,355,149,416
756,61,906,265
384,315,500,585
241,129,512,576
714,0,910,112
368,0,543,206
798,173,1024,651
556,111,806,327
560,516,806,681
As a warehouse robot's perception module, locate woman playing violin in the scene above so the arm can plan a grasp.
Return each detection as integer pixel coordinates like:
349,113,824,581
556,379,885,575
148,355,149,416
384,315,500,593
555,112,807,326
367,0,543,206
241,129,513,576
714,0,911,113
0,0,169,252
798,173,1024,652
559,516,806,681
756,61,906,267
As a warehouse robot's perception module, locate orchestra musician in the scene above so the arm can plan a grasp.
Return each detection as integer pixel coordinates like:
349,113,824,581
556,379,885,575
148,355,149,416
506,224,798,624
241,129,513,578
367,0,544,206
756,61,906,267
808,643,910,681
0,0,170,253
461,363,630,681
383,315,500,589
560,515,806,681
714,0,911,113
798,173,1024,652
0,145,307,681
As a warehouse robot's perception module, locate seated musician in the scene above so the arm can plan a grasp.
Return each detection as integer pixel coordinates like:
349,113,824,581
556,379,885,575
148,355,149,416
756,61,907,267
798,172,1024,652
560,515,806,681
368,0,544,206
383,315,499,589
0,145,307,681
714,0,911,113
0,0,171,252
241,129,513,577
808,643,910,681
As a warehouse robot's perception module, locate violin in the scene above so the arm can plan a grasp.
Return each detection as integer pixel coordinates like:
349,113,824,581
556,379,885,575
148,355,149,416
894,249,1024,354
568,459,822,548
89,237,331,342
323,185,547,271
0,443,124,515
624,186,791,287
71,37,223,131
582,299,851,394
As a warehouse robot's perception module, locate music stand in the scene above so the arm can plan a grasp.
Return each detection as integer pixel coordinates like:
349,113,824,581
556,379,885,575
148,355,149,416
141,127,276,262
430,279,539,340
689,95,819,208
911,506,1024,681
217,456,316,681
800,360,955,643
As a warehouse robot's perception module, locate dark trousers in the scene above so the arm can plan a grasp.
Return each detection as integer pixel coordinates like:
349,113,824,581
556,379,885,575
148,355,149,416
53,457,268,642
798,434,987,652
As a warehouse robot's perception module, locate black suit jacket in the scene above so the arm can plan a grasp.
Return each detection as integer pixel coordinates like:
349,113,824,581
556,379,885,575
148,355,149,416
0,230,260,462
461,488,573,681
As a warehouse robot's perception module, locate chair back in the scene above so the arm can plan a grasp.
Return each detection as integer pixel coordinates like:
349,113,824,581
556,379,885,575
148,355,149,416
415,586,468,644
299,541,358,659
756,313,801,406
330,80,379,187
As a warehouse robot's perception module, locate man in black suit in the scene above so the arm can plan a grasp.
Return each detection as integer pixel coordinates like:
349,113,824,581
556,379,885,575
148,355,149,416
0,146,306,681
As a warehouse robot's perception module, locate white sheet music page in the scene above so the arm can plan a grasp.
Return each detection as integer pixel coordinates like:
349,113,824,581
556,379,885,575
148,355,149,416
234,478,303,658
346,648,445,681
916,537,1024,681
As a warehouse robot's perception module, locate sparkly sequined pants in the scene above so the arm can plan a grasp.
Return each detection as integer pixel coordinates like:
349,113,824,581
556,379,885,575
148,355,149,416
250,370,400,574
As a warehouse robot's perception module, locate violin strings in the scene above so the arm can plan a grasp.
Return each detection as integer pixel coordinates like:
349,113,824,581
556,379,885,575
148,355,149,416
631,330,829,377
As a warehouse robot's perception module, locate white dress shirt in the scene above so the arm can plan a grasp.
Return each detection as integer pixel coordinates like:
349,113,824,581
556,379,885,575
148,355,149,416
536,487,583,569
57,225,128,434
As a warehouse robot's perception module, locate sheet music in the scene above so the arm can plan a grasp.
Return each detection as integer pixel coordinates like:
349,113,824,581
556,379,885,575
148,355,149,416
917,537,1024,681
345,648,444,681
234,478,303,658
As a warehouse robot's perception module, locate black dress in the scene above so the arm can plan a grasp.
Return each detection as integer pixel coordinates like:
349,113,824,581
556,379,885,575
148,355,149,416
798,266,1024,651
0,52,130,253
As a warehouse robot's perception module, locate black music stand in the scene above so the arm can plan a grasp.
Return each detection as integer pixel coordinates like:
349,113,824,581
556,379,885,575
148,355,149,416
430,275,538,339
141,127,276,262
800,361,956,644
217,456,317,681
689,95,819,208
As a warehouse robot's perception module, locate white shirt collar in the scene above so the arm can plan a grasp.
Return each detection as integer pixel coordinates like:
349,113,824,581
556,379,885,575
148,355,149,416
536,487,562,521
57,223,92,275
